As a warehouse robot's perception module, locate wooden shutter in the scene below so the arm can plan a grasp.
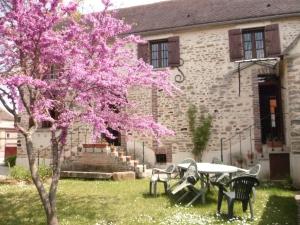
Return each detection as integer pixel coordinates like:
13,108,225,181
265,24,281,57
137,43,149,63
168,36,180,67
228,29,243,62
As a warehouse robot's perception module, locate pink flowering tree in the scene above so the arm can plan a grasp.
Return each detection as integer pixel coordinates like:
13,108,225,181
0,0,175,224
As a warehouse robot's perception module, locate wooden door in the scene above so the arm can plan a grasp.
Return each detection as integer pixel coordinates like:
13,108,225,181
4,146,17,159
269,153,290,180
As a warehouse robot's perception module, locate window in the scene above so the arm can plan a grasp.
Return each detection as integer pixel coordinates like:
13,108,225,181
150,41,168,68
228,24,281,62
156,154,167,163
41,109,58,128
137,36,180,68
243,29,265,60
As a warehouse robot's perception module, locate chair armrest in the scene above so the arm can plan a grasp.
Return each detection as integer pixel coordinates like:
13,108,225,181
152,168,167,174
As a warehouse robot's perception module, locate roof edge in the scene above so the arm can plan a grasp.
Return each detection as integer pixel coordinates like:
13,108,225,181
127,12,300,36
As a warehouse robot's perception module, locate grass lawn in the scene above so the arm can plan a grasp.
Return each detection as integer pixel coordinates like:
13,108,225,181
0,179,297,225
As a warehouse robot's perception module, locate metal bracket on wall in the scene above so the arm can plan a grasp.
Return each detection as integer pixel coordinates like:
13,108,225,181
235,57,280,97
174,58,185,83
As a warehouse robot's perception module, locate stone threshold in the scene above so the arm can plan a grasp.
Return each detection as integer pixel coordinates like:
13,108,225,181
61,171,112,180
60,170,136,181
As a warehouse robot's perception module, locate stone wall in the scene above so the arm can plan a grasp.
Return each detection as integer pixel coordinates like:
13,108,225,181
127,17,300,166
284,36,300,187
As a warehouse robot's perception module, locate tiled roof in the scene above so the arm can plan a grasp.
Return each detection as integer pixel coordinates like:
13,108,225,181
116,0,300,33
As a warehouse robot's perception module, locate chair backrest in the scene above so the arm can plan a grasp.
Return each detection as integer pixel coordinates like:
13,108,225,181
248,164,261,177
181,158,196,165
165,164,176,173
212,157,223,164
230,176,259,201
183,160,199,184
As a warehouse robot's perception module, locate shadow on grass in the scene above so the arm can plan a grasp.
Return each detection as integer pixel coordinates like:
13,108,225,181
258,195,297,225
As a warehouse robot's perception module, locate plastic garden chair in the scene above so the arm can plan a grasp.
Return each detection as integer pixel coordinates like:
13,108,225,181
171,161,208,206
149,164,176,197
167,158,196,193
217,176,259,219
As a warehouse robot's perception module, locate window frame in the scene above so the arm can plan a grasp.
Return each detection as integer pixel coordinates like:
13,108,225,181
150,39,169,69
242,27,266,60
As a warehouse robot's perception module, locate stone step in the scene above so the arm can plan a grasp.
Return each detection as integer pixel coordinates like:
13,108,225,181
61,171,112,180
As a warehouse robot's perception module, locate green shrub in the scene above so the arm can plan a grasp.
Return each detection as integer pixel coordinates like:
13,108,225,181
38,164,52,181
9,165,31,181
4,156,17,167
9,165,52,182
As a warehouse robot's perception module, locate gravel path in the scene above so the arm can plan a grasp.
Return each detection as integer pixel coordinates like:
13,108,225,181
0,158,9,178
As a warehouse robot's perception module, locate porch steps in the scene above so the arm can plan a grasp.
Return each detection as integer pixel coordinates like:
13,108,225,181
62,152,134,172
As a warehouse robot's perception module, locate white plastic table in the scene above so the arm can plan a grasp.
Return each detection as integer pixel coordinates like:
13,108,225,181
178,162,249,189
177,162,248,174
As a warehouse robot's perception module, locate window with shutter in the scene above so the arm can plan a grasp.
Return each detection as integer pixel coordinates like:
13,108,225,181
138,36,180,68
228,24,281,61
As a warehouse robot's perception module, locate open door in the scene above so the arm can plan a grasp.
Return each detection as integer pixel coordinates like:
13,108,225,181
258,75,284,145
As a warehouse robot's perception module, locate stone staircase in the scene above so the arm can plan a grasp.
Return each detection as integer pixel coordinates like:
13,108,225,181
61,145,151,179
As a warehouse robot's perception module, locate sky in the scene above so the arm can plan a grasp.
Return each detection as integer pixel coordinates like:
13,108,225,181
79,0,168,13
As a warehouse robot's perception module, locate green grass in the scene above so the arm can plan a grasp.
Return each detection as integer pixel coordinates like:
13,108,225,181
0,179,297,225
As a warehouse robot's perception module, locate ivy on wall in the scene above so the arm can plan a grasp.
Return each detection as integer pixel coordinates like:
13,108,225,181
187,105,212,161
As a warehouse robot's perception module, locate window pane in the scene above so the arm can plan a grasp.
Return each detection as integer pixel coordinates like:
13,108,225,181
243,33,251,41
245,50,252,59
151,43,159,68
256,40,264,49
255,32,263,41
244,41,252,50
161,42,168,68
256,49,265,58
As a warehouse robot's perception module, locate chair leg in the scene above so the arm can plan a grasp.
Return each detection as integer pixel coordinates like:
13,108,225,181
186,190,205,207
177,190,190,203
242,200,248,212
217,190,223,213
153,181,157,197
249,199,254,220
163,182,168,193
227,199,234,219
149,181,153,195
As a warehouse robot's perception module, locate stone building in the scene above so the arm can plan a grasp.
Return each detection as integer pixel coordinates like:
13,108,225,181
116,0,300,186
15,0,300,186
0,109,17,161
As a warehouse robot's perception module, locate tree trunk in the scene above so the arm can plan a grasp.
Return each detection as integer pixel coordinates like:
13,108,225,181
25,135,60,225
47,212,59,225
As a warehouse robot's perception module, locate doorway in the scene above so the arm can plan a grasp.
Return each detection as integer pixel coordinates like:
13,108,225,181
258,75,284,144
